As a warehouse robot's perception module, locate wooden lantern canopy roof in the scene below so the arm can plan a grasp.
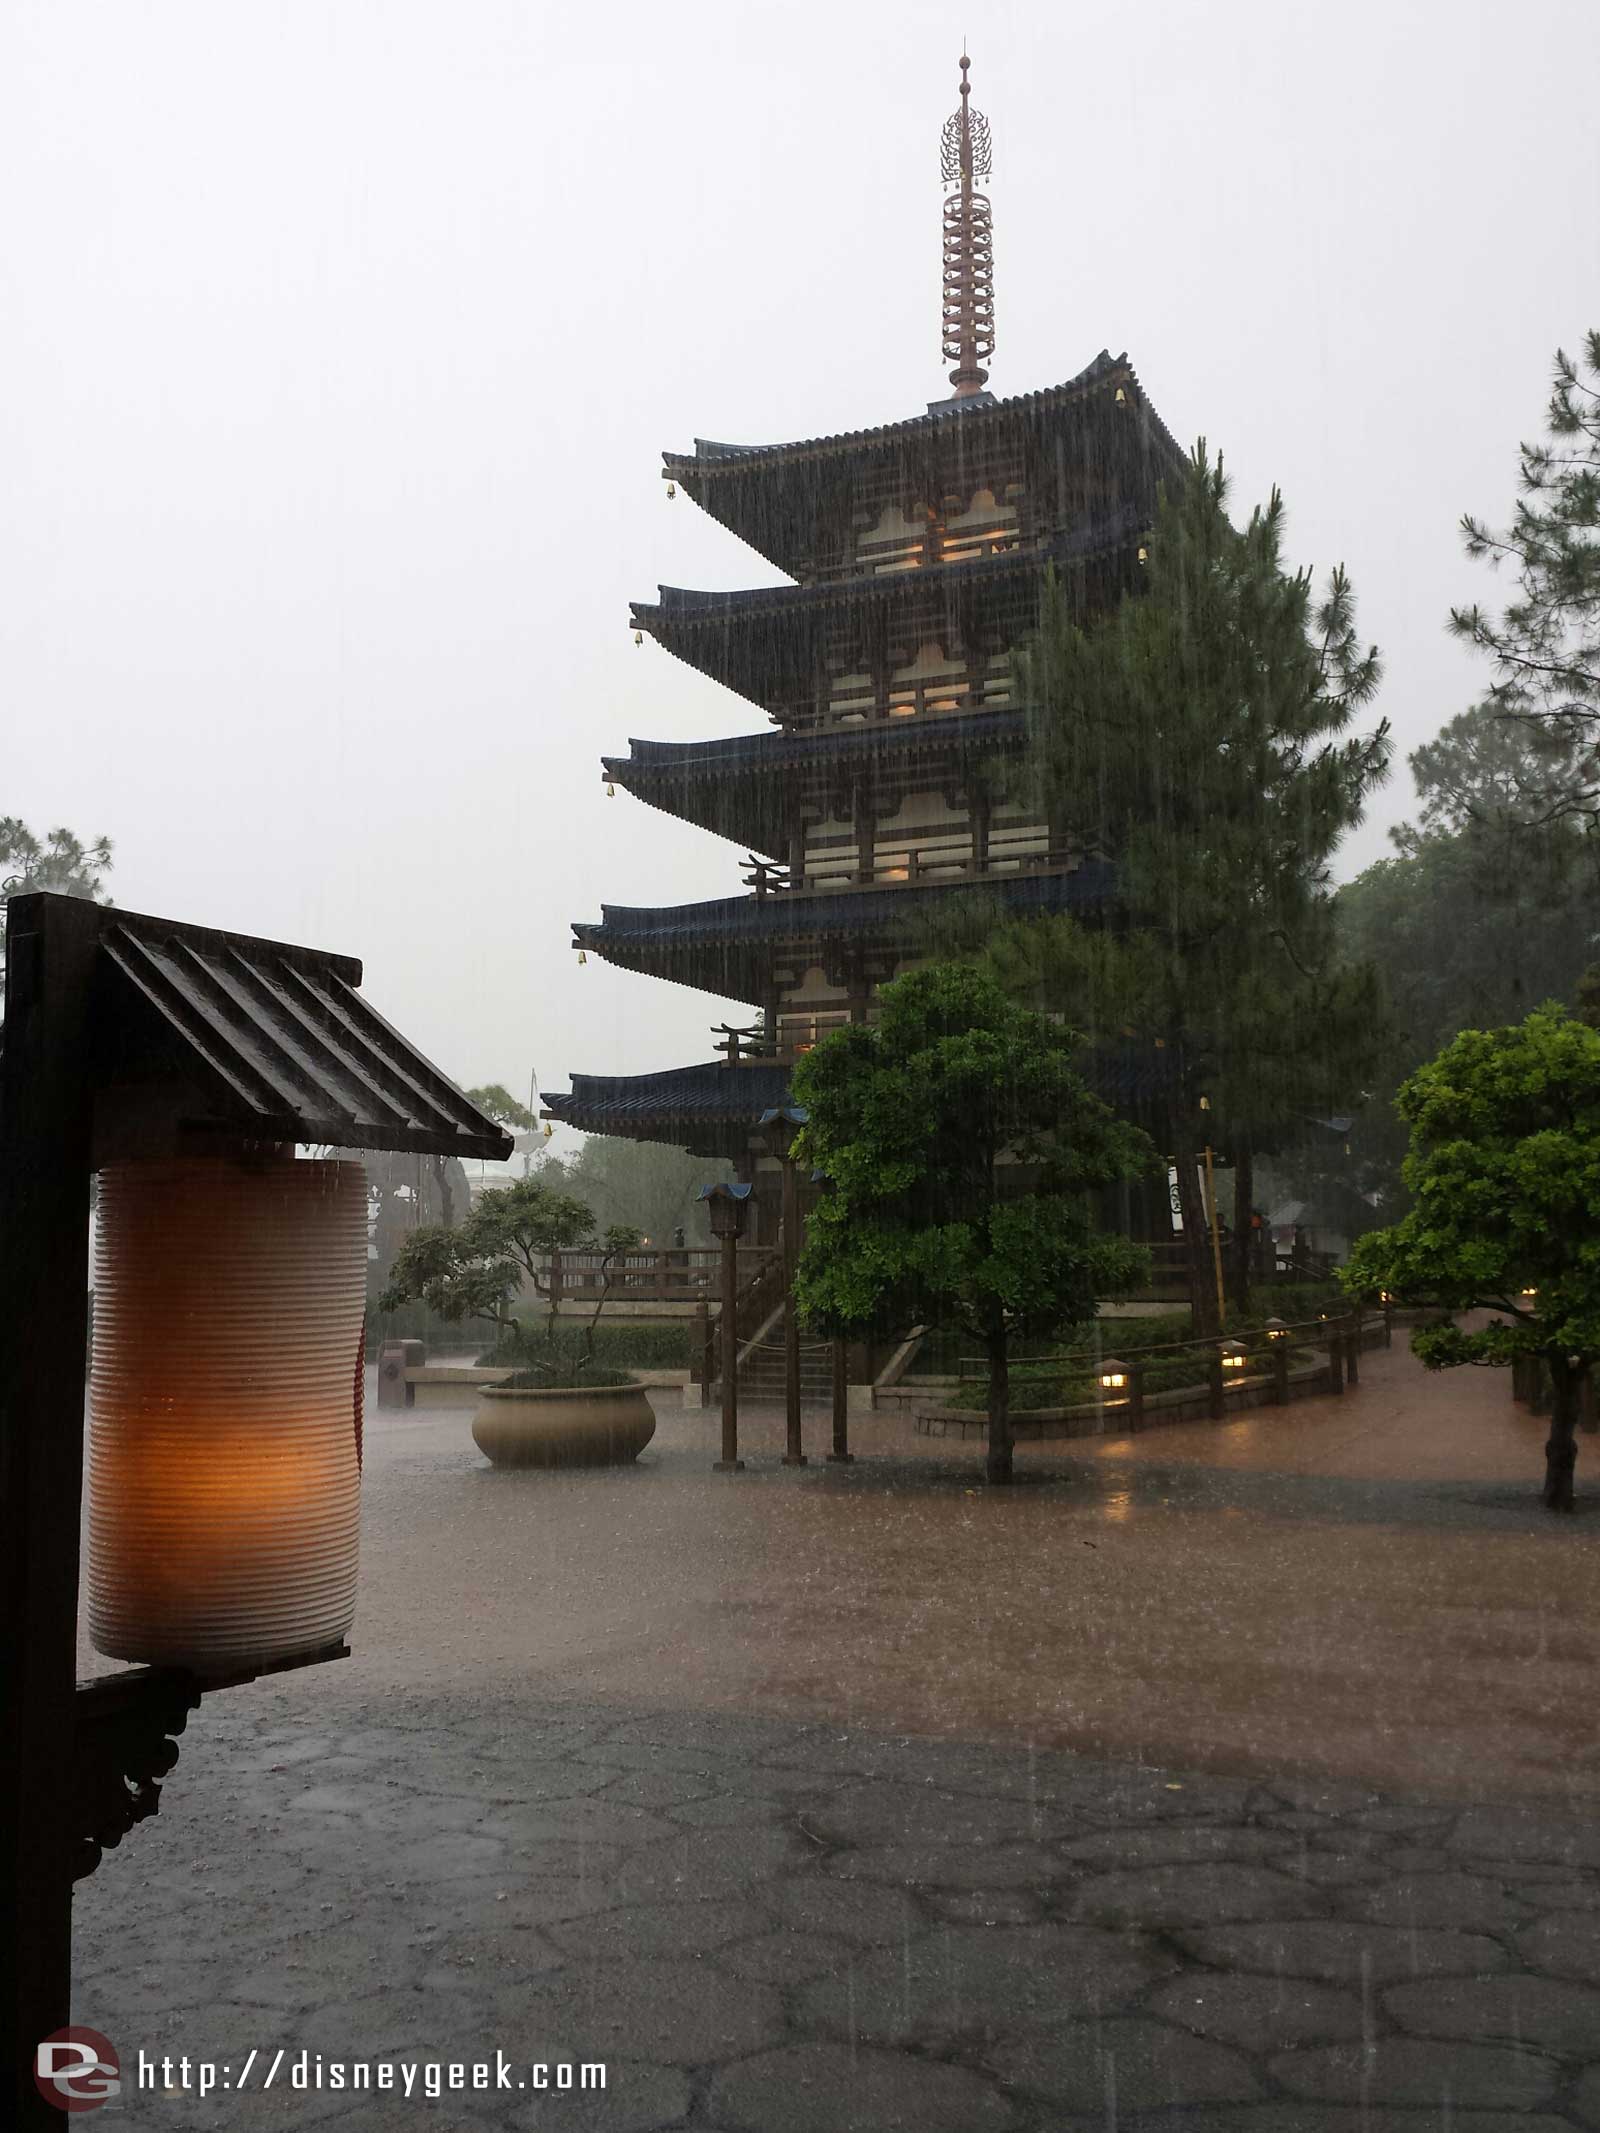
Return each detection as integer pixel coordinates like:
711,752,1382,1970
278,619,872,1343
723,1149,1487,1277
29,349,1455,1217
7,894,514,1163
657,353,1183,581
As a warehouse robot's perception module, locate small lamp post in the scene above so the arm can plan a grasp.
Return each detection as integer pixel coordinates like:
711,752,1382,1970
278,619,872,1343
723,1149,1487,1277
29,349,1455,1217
758,1105,809,1468
1263,1317,1289,1342
1099,1358,1128,1393
700,1182,753,1471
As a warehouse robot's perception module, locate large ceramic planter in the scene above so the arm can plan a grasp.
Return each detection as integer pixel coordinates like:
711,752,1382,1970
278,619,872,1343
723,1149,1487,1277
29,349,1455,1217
471,1378,656,1469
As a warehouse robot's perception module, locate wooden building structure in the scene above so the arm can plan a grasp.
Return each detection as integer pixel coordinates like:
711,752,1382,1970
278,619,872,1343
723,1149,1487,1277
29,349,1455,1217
546,58,1187,1328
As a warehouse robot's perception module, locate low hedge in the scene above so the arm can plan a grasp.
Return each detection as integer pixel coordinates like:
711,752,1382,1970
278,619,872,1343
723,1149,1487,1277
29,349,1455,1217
475,1318,692,1371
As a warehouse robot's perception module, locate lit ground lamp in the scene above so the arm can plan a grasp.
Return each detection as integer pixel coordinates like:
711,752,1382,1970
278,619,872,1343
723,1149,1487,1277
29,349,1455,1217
1220,1339,1249,1374
1099,1358,1128,1392
1263,1317,1290,1342
700,1181,753,1472
0,892,510,2129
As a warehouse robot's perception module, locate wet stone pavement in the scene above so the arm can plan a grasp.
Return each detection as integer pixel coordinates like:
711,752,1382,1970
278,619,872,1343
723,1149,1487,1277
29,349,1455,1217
74,1345,1600,2129
77,1689,1600,2132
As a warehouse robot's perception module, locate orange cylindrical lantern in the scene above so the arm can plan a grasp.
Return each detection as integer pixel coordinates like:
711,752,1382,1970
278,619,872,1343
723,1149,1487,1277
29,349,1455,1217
88,1154,366,1673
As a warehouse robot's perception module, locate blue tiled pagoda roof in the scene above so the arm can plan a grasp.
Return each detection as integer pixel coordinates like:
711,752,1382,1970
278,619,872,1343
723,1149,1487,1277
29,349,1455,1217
603,709,1027,851
572,863,1117,1006
659,351,1185,579
544,1040,1176,1155
630,510,1147,716
542,1061,793,1153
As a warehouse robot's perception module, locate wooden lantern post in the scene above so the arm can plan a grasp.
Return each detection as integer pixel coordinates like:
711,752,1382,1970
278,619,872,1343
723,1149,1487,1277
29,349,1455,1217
0,893,510,2126
701,1183,752,1471
758,1105,809,1468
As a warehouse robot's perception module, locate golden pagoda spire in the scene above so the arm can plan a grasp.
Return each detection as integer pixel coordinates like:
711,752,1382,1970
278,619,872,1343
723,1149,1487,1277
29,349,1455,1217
940,51,995,398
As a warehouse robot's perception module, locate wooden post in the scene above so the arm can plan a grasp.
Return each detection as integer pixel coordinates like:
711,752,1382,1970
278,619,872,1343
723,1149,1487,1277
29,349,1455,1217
715,1232,743,1471
970,783,991,876
694,1300,711,1410
1326,1322,1344,1394
1271,1339,1290,1406
1208,1349,1225,1420
828,1338,854,1463
1345,1311,1361,1387
780,1157,806,1466
1129,1360,1145,1430
1,895,103,2129
1202,1143,1226,1331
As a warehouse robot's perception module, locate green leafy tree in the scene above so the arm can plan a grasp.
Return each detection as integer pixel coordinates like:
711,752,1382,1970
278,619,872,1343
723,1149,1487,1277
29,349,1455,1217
379,1176,641,1384
1451,333,1600,796
551,1135,732,1247
1333,705,1600,1223
465,1082,539,1134
1343,1006,1600,1510
1011,447,1388,1323
791,964,1154,1484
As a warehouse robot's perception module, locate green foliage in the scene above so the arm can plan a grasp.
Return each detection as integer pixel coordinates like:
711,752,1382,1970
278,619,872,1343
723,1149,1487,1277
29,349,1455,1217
379,1176,641,1384
1333,705,1600,1227
1,817,114,982
1017,448,1388,1126
476,1319,692,1371
0,817,114,902
994,447,1390,1321
793,965,1154,1477
465,1082,538,1133
543,1136,731,1247
1451,332,1600,770
499,1359,636,1391
1343,1006,1600,1371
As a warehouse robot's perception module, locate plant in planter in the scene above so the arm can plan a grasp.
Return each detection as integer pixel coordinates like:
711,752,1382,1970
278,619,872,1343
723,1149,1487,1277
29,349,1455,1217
378,1178,654,1467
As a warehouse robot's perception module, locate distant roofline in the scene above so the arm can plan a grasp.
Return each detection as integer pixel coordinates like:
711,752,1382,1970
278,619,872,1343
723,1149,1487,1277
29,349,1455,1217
662,350,1181,478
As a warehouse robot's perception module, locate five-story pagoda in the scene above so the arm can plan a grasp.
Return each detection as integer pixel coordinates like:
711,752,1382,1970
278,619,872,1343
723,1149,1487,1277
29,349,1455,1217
546,57,1184,1243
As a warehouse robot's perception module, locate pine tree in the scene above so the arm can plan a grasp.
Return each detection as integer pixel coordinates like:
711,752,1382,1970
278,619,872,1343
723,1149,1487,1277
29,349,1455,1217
1450,332,1600,814
1012,448,1389,1328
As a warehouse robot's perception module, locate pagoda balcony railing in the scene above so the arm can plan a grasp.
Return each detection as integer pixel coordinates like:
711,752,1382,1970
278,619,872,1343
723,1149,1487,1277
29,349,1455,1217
714,1012,882,1065
540,1244,776,1306
792,678,1010,731
812,525,1023,584
712,1021,780,1064
742,834,1076,899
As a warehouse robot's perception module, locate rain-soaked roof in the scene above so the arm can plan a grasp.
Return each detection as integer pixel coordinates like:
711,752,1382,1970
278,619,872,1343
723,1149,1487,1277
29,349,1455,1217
665,350,1175,472
542,1060,793,1151
93,904,513,1160
659,352,1184,578
544,1039,1175,1151
572,863,1118,1004
632,512,1145,713
603,710,1027,852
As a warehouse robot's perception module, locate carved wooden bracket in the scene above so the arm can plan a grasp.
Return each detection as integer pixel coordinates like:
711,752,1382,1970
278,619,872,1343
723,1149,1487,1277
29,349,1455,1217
73,1668,202,1882
72,1641,348,1881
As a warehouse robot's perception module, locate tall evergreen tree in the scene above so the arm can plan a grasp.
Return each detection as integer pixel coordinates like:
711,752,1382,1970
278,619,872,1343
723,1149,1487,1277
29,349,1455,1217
1009,448,1388,1326
1450,332,1600,804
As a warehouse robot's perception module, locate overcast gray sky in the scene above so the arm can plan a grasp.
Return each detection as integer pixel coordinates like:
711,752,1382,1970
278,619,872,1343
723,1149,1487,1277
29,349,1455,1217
4,0,1596,1137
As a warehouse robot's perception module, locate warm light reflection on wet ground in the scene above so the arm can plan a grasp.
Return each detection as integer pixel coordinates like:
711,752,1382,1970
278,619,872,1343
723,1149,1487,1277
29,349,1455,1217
303,1334,1600,1809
